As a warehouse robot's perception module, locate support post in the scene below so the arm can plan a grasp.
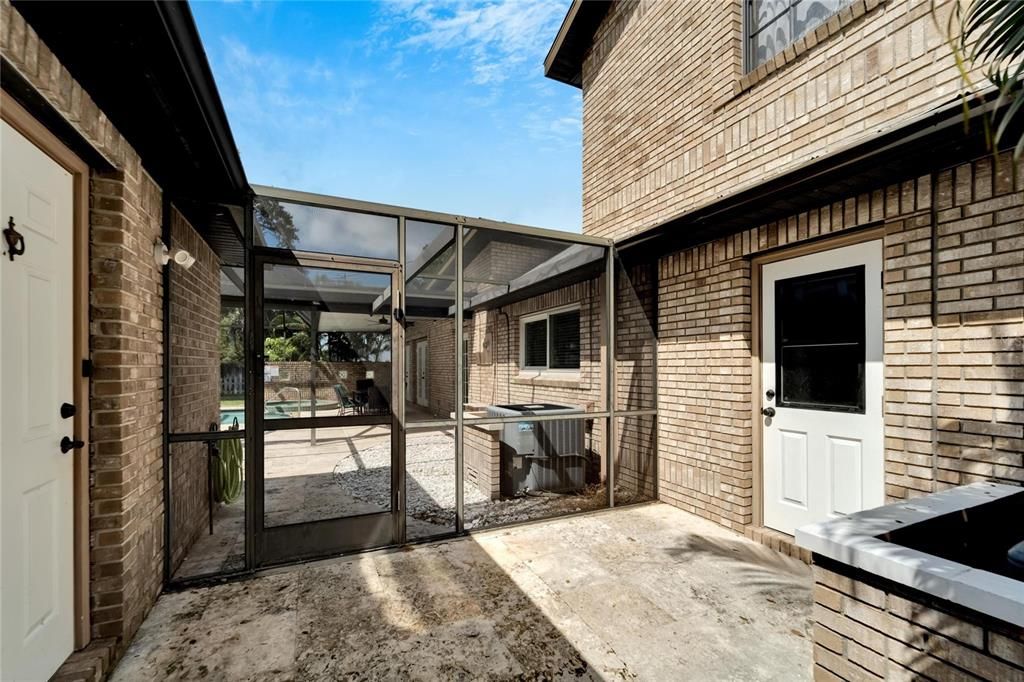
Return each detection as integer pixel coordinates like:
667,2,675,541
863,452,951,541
455,225,465,532
605,247,616,508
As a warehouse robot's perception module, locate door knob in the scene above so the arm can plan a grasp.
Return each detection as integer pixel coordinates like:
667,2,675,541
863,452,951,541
60,402,76,419
761,407,776,418
60,436,84,453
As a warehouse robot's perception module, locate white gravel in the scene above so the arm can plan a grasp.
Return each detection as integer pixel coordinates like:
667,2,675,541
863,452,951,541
333,433,487,527
331,432,635,529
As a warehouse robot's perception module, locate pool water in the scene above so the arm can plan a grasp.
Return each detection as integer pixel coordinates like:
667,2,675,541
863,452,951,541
219,401,341,427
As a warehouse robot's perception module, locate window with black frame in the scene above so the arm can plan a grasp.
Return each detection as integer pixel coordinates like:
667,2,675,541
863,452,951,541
520,307,581,371
774,265,865,412
746,0,854,70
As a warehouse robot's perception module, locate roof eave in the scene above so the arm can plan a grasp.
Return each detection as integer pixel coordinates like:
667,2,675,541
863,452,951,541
544,0,612,88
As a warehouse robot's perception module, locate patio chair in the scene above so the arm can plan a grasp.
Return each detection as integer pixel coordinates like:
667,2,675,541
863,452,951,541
333,384,366,415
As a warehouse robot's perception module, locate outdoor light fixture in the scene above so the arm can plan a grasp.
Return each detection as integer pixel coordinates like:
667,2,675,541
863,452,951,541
153,239,197,270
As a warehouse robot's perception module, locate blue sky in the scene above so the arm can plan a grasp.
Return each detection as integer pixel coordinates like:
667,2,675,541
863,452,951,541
190,0,582,231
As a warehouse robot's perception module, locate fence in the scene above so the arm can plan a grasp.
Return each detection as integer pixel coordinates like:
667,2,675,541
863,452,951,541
221,365,244,396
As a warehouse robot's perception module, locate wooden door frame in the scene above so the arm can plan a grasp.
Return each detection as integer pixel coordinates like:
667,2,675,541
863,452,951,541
749,225,885,531
1,91,91,648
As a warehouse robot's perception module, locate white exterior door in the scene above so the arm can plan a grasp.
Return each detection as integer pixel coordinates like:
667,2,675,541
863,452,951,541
0,121,76,680
761,240,883,536
415,341,428,407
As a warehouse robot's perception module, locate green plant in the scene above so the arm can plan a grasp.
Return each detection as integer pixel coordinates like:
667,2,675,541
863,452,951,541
949,0,1024,158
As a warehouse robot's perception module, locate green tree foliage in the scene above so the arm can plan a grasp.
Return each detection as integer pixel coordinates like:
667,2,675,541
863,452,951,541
219,306,245,368
254,197,299,249
949,0,1024,158
264,310,312,361
320,331,391,362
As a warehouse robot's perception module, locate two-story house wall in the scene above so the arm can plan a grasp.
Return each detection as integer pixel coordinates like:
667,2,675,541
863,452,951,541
547,0,1022,549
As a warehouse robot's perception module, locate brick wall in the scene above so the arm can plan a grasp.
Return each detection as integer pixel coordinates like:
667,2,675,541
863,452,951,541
812,561,1024,680
655,152,1023,534
466,277,605,412
168,209,220,573
89,161,165,646
580,0,980,241
406,317,457,418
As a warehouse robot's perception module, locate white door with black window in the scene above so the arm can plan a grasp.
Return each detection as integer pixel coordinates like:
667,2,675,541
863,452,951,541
761,240,884,536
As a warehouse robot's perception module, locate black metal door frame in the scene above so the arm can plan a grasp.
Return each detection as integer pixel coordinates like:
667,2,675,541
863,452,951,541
252,250,404,566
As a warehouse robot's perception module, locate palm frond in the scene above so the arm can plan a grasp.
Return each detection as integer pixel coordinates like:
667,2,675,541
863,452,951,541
956,0,1024,158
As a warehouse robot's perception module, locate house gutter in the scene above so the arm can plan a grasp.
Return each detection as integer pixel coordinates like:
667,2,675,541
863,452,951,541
153,0,248,197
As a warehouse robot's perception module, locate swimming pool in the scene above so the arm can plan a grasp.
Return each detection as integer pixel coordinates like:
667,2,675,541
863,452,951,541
219,400,341,427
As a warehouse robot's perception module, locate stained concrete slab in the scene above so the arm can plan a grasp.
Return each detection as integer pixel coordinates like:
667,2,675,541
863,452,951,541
113,503,813,681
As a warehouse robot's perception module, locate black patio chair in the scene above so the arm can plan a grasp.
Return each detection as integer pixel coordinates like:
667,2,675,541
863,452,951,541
333,383,366,415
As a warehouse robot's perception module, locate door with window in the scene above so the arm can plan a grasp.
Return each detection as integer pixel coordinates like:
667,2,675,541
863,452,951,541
256,254,402,564
761,240,883,535
0,122,76,680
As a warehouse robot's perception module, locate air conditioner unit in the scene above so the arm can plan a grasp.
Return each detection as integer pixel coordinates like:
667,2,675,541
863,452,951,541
485,403,587,496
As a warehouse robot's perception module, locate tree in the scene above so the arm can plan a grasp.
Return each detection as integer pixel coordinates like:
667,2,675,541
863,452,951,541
264,310,312,361
949,0,1024,158
219,306,245,368
254,197,299,249
320,331,391,362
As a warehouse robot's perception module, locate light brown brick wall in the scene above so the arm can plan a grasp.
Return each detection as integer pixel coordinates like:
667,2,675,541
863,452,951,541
581,0,974,242
3,0,173,661
88,161,165,647
407,317,457,418
655,152,1023,533
812,562,1024,681
168,210,220,573
465,277,605,412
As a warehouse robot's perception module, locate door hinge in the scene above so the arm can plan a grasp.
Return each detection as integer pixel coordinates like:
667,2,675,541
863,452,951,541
880,271,884,289
81,359,93,378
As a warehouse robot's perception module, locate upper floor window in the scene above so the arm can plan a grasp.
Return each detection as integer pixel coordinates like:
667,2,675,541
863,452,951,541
520,306,581,371
746,0,853,71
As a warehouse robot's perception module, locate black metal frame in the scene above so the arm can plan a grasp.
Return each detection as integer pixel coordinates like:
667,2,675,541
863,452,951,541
252,249,403,567
162,188,663,588
744,0,853,72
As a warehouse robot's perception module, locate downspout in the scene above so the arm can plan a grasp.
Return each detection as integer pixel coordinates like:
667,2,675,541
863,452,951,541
161,195,173,586
498,309,511,403
929,171,939,491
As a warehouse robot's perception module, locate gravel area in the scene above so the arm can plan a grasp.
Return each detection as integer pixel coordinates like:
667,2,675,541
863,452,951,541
333,433,648,530
333,433,484,527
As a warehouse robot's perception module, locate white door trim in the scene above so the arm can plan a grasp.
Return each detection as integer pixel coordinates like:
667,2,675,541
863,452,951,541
758,237,885,536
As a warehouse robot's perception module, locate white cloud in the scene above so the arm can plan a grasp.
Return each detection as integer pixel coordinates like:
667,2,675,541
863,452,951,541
217,36,363,131
381,0,566,86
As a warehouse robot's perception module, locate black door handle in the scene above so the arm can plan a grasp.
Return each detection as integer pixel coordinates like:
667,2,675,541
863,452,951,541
761,407,776,418
60,436,84,453
4,216,25,261
60,402,76,419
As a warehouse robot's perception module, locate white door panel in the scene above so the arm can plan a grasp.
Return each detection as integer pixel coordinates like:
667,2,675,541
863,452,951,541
415,341,428,407
761,240,884,536
1,121,75,681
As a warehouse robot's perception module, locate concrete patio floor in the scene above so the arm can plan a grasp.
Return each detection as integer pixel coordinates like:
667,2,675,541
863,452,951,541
113,503,813,680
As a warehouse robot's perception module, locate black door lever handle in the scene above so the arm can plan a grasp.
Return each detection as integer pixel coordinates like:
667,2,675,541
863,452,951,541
60,436,84,453
761,407,776,418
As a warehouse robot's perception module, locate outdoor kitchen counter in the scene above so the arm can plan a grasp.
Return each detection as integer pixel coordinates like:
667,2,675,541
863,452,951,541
796,481,1024,627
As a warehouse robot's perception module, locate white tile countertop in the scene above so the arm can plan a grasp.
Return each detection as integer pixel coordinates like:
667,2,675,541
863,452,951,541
796,481,1024,627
